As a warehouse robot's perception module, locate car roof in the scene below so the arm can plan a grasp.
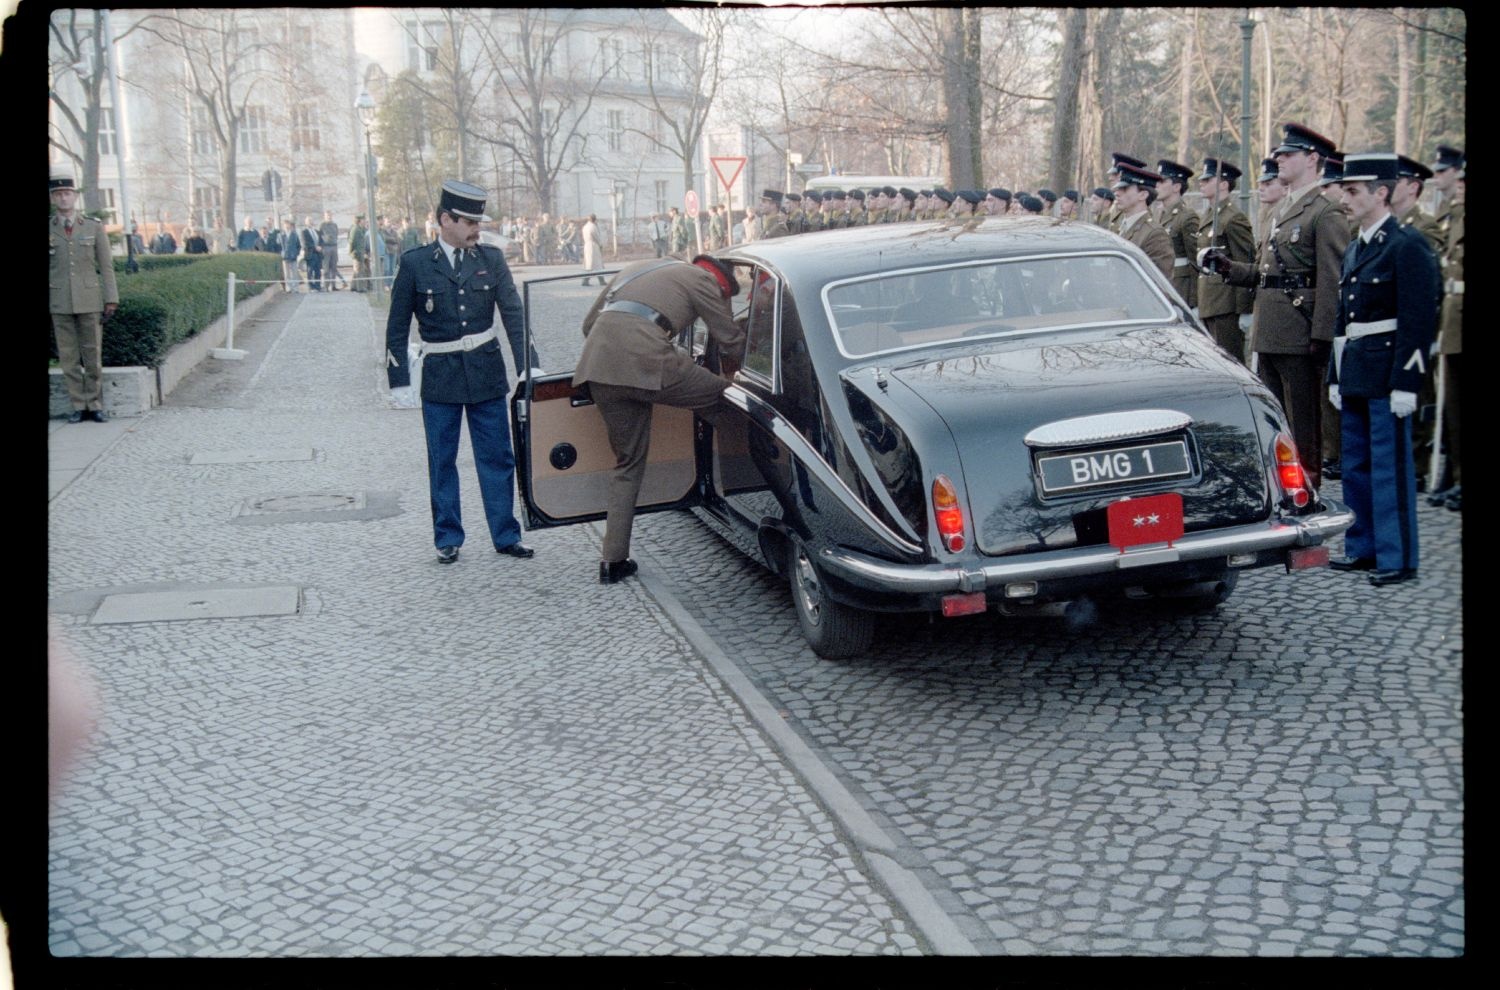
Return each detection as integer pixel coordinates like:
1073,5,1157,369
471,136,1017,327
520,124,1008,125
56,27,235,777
725,216,1128,281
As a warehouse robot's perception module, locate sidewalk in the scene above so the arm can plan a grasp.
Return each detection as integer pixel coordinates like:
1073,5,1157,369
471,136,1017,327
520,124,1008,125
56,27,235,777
45,288,945,956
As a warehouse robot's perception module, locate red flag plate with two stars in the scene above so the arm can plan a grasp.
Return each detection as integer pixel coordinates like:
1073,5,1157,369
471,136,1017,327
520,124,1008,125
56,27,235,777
1106,492,1184,552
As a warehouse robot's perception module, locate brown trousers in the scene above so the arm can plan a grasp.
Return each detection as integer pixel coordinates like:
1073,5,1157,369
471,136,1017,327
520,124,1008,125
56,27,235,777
590,363,729,562
1257,351,1323,488
53,312,103,411
1204,314,1245,366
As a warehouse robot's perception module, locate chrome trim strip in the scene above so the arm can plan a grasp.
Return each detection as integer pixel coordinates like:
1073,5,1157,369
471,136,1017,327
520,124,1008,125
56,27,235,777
1024,409,1194,448
718,384,924,556
816,501,1355,594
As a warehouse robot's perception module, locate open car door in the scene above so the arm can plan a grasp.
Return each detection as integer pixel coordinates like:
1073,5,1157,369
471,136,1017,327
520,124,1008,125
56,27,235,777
510,272,703,531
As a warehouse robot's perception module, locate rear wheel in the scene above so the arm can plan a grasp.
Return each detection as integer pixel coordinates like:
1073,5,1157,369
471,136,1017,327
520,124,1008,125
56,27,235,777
790,541,875,659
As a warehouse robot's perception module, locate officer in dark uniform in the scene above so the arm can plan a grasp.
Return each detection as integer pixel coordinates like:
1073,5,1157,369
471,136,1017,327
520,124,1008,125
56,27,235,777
1202,123,1349,488
1193,158,1255,362
1156,160,1201,309
1325,154,1439,586
385,180,540,564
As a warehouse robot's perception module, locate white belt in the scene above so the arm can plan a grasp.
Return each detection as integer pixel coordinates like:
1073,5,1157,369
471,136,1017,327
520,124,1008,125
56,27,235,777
1173,257,1190,268
1446,279,1464,295
1346,319,1397,339
422,328,497,354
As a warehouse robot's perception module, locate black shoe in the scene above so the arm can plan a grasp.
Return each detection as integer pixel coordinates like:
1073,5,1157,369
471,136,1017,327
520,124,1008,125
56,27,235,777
1444,488,1461,512
1426,485,1454,506
496,541,535,558
90,409,109,423
1329,556,1376,572
1369,568,1417,586
1322,459,1342,480
600,559,638,584
436,546,460,564
67,410,83,424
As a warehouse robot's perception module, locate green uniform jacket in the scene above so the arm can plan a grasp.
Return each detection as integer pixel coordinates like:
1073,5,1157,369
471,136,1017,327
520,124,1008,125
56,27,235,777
1195,200,1255,320
1161,201,1201,308
762,215,790,239
1438,204,1463,355
350,224,369,259
1118,211,1175,282
1224,184,1350,353
1397,203,1444,258
50,214,119,314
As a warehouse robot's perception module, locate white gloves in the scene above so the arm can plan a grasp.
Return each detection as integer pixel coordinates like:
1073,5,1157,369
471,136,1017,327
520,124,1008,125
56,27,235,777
1390,390,1418,418
521,367,544,380
1237,314,1253,333
1327,385,1341,411
389,385,418,409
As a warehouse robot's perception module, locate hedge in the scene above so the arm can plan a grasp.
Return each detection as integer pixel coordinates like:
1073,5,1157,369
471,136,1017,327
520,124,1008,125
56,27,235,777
77,254,282,368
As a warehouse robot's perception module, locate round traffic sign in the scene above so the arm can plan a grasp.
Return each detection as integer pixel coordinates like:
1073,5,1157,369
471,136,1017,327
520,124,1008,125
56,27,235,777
684,190,699,218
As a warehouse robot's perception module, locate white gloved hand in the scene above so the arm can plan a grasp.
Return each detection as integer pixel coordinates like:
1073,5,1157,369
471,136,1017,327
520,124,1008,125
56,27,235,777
1237,313,1252,333
522,366,544,379
1195,246,1212,269
1390,390,1418,418
388,385,418,409
1328,384,1342,411
1429,340,1440,358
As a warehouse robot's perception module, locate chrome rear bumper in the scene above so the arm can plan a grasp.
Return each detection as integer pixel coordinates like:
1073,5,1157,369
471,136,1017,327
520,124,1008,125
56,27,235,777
818,500,1355,595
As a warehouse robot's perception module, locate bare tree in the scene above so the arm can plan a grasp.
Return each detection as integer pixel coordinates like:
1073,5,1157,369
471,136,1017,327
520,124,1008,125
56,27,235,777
48,10,138,216
940,8,983,189
1049,8,1089,193
391,10,490,179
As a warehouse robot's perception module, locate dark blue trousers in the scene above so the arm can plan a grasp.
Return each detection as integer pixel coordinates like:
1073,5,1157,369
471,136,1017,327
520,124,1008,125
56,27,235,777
1340,396,1419,572
421,396,523,551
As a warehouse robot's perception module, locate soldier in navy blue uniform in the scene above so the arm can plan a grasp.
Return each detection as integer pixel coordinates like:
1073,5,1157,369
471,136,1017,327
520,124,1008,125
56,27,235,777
1325,154,1440,586
385,180,541,564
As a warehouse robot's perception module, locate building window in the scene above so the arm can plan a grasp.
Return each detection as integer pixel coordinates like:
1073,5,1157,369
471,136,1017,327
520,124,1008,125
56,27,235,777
654,180,667,215
192,105,217,156
99,109,116,157
239,106,268,155
648,112,664,151
607,110,624,152
406,20,444,72
97,187,116,210
291,107,320,152
236,27,261,73
599,39,626,80
192,185,220,229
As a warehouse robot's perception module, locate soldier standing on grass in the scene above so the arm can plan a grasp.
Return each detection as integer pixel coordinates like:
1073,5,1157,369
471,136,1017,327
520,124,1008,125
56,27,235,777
50,169,118,424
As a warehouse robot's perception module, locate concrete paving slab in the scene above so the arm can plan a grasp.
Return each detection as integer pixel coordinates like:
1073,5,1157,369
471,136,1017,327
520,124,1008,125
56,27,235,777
90,585,302,624
188,447,315,465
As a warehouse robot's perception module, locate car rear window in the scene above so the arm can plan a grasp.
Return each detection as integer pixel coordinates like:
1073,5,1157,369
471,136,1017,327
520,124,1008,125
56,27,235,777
823,253,1175,357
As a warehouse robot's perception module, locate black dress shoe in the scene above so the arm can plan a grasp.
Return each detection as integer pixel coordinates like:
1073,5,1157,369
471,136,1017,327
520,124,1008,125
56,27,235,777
90,409,109,423
495,541,535,558
1369,568,1417,586
1330,556,1376,572
599,559,638,584
1444,488,1461,511
436,546,460,564
1426,486,1453,506
67,410,84,424
1322,460,1342,480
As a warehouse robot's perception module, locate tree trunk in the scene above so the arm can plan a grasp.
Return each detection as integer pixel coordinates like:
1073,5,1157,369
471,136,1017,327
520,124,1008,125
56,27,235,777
940,7,982,188
1395,13,1410,154
1050,7,1088,193
1092,8,1123,173
1177,15,1194,164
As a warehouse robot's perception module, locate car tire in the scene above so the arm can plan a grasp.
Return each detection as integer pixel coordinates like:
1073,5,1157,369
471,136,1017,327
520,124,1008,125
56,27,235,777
789,540,875,659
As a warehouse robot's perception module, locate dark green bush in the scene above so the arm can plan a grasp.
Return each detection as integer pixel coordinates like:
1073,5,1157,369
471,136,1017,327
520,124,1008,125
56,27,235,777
111,254,201,274
98,253,281,367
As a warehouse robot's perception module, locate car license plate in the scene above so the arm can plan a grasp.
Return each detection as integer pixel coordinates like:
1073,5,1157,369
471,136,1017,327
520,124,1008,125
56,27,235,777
1036,440,1190,495
1106,492,1185,550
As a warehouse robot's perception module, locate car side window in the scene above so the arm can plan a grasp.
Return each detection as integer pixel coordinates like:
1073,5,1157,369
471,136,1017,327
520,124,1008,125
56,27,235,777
741,267,779,388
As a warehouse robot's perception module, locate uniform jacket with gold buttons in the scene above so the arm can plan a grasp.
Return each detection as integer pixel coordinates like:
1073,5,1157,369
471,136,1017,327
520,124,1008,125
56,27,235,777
384,241,536,404
1117,211,1175,281
1438,205,1463,355
1195,199,1254,319
1161,200,1201,308
1223,184,1349,353
50,214,119,315
1327,215,1439,399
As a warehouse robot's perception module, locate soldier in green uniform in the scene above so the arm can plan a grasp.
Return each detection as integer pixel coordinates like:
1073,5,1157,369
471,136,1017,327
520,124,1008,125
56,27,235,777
707,203,726,250
1203,123,1349,488
1155,160,1201,310
349,214,371,292
1392,156,1444,256
803,190,826,232
50,170,119,423
1254,157,1285,248
670,206,693,257
1057,189,1080,220
1193,158,1255,363
1088,187,1114,227
1112,163,1175,279
781,192,802,234
758,189,790,239
1427,145,1463,509
822,189,846,230
846,188,869,226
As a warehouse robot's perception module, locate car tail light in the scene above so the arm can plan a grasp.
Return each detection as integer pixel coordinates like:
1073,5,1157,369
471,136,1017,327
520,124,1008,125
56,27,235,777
932,474,967,552
1274,432,1311,508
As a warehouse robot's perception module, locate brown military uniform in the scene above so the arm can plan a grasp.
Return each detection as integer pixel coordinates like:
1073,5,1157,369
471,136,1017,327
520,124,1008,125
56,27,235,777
50,213,120,413
1223,184,1350,485
1397,203,1444,258
1195,199,1255,362
1436,201,1463,487
573,259,746,562
1117,210,1175,281
1161,200,1201,308
762,214,790,239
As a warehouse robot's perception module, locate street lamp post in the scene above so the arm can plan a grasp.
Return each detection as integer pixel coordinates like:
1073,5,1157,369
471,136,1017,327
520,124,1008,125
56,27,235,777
355,90,381,297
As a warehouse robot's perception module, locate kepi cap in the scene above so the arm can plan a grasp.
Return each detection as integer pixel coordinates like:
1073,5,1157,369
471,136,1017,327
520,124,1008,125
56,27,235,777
1155,160,1193,184
1257,157,1280,183
438,179,491,222
49,167,76,191
1431,144,1464,172
1339,152,1399,184
1318,154,1345,186
1396,155,1433,182
1112,162,1163,190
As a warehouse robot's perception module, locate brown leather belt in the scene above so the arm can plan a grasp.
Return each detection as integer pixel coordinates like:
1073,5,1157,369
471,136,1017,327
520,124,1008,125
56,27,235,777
602,299,674,333
1257,273,1314,290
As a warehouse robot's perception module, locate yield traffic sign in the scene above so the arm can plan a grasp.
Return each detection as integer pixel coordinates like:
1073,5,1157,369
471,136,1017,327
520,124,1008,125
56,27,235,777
710,156,747,193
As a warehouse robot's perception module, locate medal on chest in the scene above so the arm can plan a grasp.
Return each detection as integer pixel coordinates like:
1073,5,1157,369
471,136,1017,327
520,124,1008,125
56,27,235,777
1289,225,1301,244
425,289,434,314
